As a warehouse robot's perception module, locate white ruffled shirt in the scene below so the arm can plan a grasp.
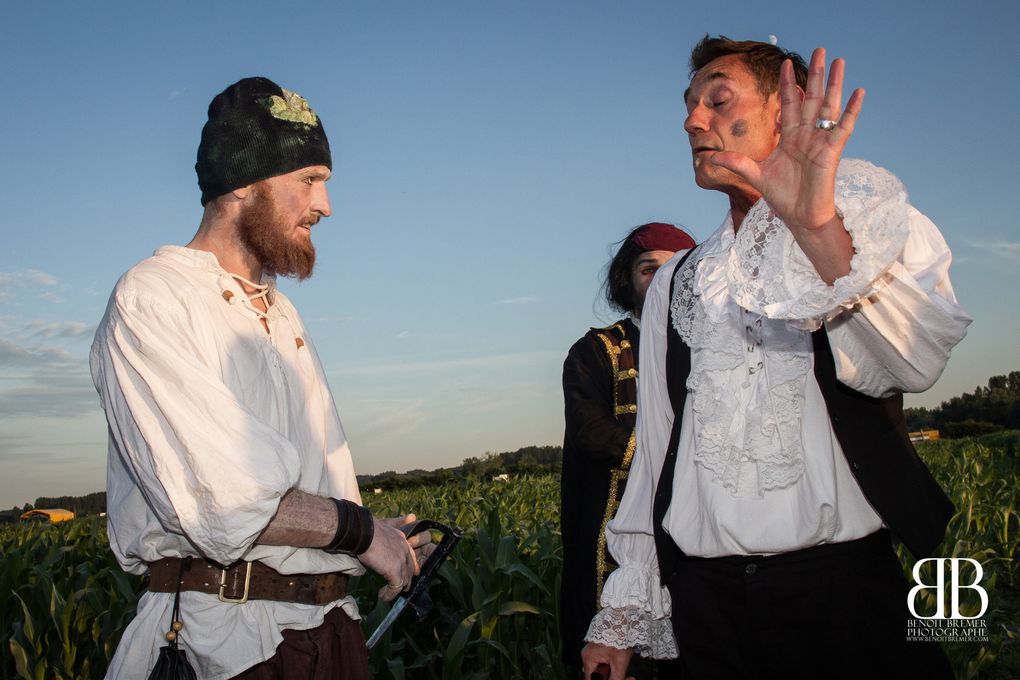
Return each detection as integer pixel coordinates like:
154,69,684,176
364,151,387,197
91,246,365,680
586,159,971,658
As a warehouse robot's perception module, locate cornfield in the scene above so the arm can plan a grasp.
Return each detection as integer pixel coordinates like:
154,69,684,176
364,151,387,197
2,434,1017,679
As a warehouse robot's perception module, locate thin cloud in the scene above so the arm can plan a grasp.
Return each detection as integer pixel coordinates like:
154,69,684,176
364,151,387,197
0,330,96,419
394,330,413,340
25,269,58,286
1,438,105,455
0,268,59,302
495,296,541,305
310,315,356,323
965,239,1020,262
38,292,65,304
349,397,431,439
0,340,80,372
329,350,558,378
0,339,34,367
0,382,97,418
24,320,96,340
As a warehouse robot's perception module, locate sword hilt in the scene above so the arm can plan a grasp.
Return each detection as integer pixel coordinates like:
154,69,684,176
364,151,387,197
366,519,462,649
399,519,462,614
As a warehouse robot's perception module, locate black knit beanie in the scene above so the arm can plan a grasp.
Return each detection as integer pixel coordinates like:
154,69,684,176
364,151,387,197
196,77,332,206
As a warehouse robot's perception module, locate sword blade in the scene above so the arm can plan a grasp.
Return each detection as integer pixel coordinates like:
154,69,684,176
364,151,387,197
365,595,408,650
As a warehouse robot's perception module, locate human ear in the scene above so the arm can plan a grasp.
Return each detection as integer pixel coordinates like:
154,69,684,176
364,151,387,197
232,184,253,200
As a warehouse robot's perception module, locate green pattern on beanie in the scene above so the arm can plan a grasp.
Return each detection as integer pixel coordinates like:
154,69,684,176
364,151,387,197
265,89,319,125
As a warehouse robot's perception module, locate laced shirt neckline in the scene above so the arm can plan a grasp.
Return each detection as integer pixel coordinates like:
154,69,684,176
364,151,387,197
230,273,273,321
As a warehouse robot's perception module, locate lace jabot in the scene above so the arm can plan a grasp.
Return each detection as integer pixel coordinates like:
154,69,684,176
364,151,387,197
669,158,911,498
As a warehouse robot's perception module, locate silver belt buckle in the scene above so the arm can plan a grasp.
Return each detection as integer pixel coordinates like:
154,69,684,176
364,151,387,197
218,562,253,603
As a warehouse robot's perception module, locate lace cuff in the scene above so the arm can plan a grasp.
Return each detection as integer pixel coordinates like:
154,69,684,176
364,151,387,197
585,606,679,659
598,561,671,615
729,158,911,323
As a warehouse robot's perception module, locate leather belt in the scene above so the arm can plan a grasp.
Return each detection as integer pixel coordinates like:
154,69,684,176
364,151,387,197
148,557,348,606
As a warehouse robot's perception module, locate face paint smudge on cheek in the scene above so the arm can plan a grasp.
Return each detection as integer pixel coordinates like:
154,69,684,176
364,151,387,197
730,119,748,137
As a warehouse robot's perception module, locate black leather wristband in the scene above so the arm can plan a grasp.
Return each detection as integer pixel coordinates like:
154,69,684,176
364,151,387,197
323,498,374,555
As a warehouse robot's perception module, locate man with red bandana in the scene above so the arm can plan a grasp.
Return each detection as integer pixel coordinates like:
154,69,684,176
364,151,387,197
560,222,694,678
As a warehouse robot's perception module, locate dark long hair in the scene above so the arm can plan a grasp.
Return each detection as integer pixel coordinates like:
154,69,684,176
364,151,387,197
601,226,649,316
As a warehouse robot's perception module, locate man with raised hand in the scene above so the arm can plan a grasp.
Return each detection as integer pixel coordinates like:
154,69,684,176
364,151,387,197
582,36,970,679
92,77,429,679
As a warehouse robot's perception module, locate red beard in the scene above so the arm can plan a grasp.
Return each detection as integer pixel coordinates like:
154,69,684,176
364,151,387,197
237,185,317,280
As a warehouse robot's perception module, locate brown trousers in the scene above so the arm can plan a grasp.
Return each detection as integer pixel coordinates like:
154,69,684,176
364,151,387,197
230,608,370,680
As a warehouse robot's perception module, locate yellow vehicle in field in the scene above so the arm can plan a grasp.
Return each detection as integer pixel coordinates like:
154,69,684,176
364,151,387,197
19,508,75,523
908,429,940,443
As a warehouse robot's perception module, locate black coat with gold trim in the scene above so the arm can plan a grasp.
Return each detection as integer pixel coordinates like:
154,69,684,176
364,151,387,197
559,317,639,668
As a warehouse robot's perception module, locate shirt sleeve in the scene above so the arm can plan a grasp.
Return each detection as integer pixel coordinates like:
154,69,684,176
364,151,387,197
276,304,362,506
824,208,972,397
91,284,303,566
562,334,633,463
727,159,971,398
585,252,684,659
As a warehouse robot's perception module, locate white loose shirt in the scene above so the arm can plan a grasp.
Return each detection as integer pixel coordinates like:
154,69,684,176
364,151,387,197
586,159,972,658
91,246,364,680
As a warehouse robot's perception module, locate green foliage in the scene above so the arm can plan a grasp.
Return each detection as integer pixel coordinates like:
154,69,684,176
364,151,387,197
31,493,107,518
906,371,1020,435
904,432,1020,679
459,446,563,479
2,438,1018,679
0,493,107,524
357,445,562,491
358,475,566,679
944,421,1006,439
0,518,144,680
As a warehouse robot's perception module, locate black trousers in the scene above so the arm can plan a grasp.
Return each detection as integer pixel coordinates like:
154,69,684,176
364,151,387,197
665,531,953,680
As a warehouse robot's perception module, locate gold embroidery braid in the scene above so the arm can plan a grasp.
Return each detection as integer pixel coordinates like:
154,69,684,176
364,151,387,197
591,323,638,607
594,331,621,364
596,431,635,603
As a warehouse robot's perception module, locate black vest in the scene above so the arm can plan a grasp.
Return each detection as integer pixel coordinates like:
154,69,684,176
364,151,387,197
652,252,953,579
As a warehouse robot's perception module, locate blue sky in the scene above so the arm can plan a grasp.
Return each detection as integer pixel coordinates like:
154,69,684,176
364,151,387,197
1,1,1017,509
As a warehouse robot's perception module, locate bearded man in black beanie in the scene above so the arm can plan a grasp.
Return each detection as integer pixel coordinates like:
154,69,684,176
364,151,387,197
91,77,432,679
